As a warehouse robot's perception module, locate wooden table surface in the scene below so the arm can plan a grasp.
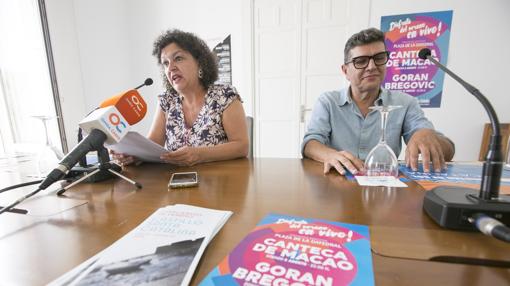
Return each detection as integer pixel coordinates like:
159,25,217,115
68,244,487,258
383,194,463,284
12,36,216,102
0,158,509,285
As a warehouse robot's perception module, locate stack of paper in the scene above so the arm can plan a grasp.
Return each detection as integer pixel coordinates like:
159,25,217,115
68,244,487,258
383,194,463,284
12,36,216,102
50,204,232,286
105,131,167,163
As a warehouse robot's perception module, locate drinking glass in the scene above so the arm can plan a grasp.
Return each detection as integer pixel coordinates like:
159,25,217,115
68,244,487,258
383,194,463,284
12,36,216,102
364,105,402,177
32,115,62,177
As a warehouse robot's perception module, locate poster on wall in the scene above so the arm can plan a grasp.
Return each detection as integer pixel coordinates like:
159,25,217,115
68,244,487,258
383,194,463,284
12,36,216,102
213,35,232,85
381,10,453,108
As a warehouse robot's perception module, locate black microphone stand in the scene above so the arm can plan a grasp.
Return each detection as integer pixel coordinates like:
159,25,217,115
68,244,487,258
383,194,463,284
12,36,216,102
57,146,142,196
418,48,510,231
0,78,153,215
57,77,154,196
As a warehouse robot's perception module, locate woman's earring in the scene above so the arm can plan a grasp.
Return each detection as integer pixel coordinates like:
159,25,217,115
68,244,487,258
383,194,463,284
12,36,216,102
198,69,203,79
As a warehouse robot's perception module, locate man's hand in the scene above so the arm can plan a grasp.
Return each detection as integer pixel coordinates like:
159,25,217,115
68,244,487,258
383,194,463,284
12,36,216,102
160,146,202,166
405,129,449,172
323,150,365,175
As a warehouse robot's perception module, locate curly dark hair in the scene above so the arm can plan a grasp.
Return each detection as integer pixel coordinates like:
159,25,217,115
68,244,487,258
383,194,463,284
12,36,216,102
344,27,386,63
152,29,218,92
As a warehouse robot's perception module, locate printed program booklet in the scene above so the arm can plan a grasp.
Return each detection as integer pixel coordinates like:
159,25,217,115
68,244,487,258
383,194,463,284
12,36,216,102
49,204,232,286
200,213,374,286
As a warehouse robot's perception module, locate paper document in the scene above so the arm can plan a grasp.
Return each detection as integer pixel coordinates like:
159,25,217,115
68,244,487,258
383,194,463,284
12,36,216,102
355,176,408,187
50,204,232,286
105,131,166,163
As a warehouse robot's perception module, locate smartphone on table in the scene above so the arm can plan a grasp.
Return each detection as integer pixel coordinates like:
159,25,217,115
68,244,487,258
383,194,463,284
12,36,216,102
168,172,198,189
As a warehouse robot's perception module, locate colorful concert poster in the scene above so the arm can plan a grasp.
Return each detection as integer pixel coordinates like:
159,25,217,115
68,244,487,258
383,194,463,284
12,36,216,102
200,213,374,286
381,11,453,108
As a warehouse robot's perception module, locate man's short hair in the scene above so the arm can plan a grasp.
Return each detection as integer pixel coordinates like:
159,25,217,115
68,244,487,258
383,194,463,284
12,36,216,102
344,28,386,63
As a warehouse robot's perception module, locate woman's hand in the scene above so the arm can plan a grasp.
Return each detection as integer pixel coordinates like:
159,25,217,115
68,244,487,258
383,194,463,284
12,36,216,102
160,146,202,166
109,150,138,166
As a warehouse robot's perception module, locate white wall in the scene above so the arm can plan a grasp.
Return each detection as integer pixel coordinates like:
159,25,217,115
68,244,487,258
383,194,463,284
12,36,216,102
44,0,87,150
369,0,510,160
47,0,509,160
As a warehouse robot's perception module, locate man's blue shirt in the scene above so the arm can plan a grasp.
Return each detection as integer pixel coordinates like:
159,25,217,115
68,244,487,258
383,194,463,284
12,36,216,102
302,87,437,160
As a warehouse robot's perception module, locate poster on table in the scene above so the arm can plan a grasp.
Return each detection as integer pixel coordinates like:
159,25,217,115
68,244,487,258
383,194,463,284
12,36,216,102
200,213,374,286
381,10,453,108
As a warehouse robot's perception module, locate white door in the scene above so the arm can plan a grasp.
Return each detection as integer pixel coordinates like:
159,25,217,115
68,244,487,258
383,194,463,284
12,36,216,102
254,0,369,158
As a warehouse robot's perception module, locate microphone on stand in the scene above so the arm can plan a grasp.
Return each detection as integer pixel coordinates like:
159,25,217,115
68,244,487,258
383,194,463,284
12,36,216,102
76,78,153,168
418,48,509,239
0,79,151,215
99,78,153,110
42,86,149,189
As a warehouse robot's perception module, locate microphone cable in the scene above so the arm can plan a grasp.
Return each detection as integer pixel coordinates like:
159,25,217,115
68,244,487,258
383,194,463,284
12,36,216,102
0,180,42,194
469,213,510,243
0,187,42,215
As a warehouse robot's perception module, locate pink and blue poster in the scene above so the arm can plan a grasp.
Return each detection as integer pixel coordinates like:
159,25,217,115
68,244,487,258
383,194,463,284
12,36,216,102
200,213,374,286
381,10,453,108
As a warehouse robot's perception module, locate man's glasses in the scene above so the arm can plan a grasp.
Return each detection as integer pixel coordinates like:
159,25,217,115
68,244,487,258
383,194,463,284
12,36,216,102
345,51,389,69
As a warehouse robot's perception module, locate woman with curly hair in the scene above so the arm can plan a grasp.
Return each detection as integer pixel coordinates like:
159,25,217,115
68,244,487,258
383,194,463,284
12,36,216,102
113,29,248,166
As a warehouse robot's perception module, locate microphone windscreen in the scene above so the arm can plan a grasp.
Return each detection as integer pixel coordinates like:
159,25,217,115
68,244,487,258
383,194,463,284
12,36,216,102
115,90,147,125
144,78,153,86
100,90,147,125
418,48,432,60
99,94,122,108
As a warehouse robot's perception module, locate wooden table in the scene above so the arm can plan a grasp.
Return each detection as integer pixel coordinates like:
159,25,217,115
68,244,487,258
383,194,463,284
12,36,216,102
0,158,509,285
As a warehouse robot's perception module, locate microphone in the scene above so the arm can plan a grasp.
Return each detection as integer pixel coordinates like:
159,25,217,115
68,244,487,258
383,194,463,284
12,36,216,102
81,89,148,144
39,129,107,190
100,78,153,111
40,84,149,189
134,78,153,90
417,48,431,61
0,79,151,215
418,49,487,108
76,80,151,168
419,48,509,232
